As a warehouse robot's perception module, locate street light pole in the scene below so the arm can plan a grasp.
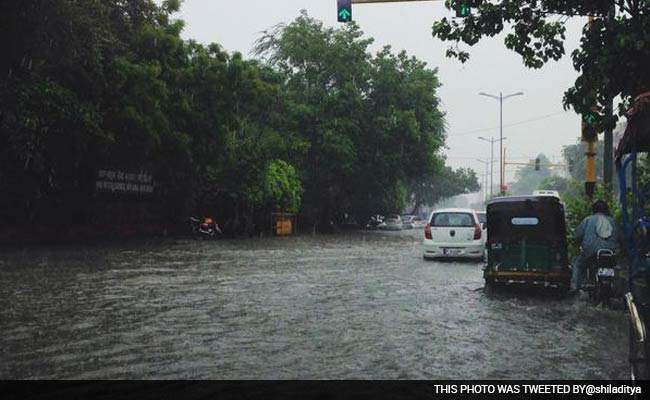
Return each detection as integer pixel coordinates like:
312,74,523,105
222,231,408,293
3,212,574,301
478,136,503,199
476,159,490,202
480,91,524,195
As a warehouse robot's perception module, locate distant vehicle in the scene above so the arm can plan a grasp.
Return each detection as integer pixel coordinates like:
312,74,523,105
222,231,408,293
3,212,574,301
483,196,571,291
532,190,560,198
383,214,403,230
423,208,484,260
401,215,426,229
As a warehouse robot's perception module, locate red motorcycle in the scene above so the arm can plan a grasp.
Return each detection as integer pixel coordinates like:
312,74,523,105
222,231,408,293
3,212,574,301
189,216,222,239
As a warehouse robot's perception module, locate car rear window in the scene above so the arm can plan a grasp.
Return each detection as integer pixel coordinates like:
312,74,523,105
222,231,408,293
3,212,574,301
431,212,475,227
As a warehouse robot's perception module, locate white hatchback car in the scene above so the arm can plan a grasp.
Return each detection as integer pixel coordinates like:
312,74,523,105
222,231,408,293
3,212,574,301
423,208,485,260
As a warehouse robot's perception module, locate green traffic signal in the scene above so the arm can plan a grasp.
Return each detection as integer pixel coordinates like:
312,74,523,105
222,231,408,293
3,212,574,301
337,0,352,23
583,113,596,124
456,3,471,18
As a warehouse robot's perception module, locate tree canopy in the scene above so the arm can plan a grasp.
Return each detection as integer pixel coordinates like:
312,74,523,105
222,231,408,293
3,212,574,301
507,153,552,194
0,2,479,233
433,1,650,132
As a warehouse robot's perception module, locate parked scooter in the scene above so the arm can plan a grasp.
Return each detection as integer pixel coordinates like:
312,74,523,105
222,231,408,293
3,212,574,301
365,214,386,230
585,249,618,307
189,216,222,239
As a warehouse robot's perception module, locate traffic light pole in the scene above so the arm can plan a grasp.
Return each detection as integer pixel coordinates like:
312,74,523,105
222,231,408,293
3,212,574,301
352,0,441,3
585,139,597,197
584,15,598,198
341,1,445,23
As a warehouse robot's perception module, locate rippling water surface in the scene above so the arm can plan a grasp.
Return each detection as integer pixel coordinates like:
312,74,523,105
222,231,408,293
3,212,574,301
0,231,628,379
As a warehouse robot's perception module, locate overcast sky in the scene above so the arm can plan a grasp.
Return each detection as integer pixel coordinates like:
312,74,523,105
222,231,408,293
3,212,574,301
171,0,587,187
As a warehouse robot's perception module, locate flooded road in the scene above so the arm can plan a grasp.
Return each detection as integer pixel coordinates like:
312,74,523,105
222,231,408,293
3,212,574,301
0,230,629,379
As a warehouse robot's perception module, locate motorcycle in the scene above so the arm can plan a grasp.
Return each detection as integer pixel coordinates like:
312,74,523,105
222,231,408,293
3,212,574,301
585,249,618,307
189,216,222,239
365,214,386,230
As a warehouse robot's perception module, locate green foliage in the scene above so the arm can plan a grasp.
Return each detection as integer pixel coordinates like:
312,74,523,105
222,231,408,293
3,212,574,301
255,12,466,224
0,3,475,232
562,141,605,182
255,160,303,213
410,166,480,212
432,1,650,131
508,153,552,195
537,175,581,199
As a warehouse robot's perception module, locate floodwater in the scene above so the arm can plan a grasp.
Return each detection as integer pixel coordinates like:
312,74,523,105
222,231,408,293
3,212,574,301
0,230,629,379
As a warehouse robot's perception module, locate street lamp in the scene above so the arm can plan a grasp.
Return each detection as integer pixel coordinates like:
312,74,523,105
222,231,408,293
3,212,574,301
479,91,524,195
476,158,490,202
478,136,505,198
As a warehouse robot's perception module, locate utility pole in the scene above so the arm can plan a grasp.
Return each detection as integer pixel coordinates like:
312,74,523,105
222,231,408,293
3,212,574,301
478,136,502,199
479,91,524,195
603,5,616,185
502,147,507,194
476,159,490,202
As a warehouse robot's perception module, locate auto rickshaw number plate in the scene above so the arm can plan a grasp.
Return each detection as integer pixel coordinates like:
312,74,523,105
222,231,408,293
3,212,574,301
597,268,615,277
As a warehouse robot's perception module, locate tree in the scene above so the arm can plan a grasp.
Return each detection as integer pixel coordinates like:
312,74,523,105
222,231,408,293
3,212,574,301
0,3,468,235
409,166,480,213
0,0,173,224
432,1,650,131
561,141,605,182
255,159,303,213
255,12,449,225
507,153,552,195
537,175,580,199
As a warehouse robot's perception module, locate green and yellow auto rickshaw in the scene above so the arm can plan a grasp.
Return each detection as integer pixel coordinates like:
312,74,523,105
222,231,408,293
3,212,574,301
483,195,571,291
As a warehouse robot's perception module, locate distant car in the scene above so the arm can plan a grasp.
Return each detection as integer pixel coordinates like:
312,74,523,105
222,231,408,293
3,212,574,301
412,216,427,229
423,208,484,260
383,214,403,230
401,215,426,229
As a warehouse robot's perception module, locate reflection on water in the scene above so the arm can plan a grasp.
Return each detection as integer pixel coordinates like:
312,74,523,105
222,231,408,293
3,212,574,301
0,231,628,379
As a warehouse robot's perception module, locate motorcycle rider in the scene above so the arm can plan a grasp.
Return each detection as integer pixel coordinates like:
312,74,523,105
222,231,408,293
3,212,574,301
570,200,620,294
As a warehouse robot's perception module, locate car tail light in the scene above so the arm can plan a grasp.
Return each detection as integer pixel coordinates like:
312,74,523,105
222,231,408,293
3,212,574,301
473,224,482,240
425,223,432,240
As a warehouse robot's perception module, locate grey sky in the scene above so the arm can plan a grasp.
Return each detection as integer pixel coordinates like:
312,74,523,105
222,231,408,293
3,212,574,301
173,0,586,186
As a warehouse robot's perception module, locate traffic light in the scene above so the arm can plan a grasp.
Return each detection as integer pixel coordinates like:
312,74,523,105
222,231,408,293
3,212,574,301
535,157,541,171
455,2,471,17
337,0,352,23
581,111,598,141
